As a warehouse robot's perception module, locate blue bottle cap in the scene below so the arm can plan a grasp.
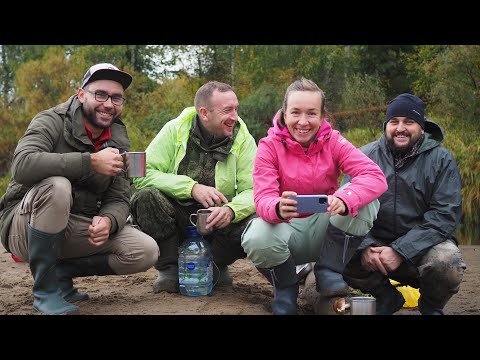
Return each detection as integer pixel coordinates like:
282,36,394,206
185,225,201,238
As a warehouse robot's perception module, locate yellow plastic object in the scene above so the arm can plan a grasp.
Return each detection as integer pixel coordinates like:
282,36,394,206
390,280,420,308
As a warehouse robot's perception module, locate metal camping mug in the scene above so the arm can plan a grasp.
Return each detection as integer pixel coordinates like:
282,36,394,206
350,296,376,315
122,152,146,178
189,209,213,235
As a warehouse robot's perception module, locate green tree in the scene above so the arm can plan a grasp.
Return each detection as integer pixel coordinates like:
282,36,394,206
404,45,446,100
294,45,351,108
0,45,63,108
67,45,160,75
125,74,198,151
240,83,284,142
428,46,480,130
15,47,73,120
337,73,386,132
355,45,416,97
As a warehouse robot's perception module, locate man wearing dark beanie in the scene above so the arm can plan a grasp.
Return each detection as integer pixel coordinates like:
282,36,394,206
384,93,425,129
341,93,466,315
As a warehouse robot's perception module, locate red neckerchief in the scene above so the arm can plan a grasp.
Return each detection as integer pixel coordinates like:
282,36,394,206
83,119,112,151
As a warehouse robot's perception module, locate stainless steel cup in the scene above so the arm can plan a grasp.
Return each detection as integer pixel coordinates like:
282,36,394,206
122,152,146,178
350,296,376,315
189,209,213,235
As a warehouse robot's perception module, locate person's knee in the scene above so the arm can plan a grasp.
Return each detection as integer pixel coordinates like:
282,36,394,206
143,237,160,269
32,177,72,223
42,176,72,207
131,189,172,217
342,199,380,236
126,235,159,273
241,227,269,256
131,188,161,210
241,230,288,267
130,188,173,233
241,219,290,267
423,242,466,290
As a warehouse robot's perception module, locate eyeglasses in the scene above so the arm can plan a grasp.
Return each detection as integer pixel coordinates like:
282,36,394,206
83,88,126,106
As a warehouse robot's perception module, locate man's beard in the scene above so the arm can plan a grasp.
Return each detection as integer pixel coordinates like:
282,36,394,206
81,106,115,130
386,132,423,157
386,136,414,157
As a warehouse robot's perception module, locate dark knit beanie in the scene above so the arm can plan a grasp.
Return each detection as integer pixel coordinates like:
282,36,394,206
385,93,425,129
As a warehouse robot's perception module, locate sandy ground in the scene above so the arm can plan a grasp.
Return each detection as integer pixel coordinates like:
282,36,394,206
1,244,479,315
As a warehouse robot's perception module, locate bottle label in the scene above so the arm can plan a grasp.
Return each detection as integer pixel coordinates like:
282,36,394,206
187,262,196,271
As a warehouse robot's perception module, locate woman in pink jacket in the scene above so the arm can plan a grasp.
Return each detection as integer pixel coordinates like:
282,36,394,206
241,78,387,315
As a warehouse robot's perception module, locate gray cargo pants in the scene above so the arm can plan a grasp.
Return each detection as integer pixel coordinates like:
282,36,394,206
343,239,466,309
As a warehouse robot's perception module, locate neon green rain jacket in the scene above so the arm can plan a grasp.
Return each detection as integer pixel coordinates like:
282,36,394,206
133,107,257,222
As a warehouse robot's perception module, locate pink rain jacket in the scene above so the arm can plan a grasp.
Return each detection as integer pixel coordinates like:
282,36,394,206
254,111,387,224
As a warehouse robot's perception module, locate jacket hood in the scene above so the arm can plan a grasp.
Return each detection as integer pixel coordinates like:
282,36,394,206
268,109,332,141
423,117,444,142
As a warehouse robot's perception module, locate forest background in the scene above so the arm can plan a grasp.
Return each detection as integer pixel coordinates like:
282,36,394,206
0,45,478,244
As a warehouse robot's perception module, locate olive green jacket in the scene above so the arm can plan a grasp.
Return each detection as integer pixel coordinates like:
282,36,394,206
0,95,131,251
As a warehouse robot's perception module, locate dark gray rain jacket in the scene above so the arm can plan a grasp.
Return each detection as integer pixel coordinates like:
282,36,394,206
350,119,462,264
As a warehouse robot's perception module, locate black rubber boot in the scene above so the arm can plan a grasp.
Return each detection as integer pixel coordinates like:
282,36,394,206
56,254,115,302
27,225,78,315
418,296,444,315
314,223,364,297
257,255,299,315
375,284,405,315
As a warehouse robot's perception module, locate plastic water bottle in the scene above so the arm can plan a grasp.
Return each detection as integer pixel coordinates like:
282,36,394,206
178,226,213,296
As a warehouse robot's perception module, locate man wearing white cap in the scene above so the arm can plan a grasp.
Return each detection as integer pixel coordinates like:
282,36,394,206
0,63,159,315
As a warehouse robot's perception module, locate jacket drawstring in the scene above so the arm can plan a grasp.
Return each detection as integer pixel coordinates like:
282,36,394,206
270,268,277,292
234,152,238,194
342,235,351,263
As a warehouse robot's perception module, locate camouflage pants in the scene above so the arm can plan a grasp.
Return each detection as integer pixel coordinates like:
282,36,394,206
343,239,466,309
130,187,255,271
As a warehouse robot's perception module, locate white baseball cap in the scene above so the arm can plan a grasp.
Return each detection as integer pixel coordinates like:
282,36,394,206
81,63,132,90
